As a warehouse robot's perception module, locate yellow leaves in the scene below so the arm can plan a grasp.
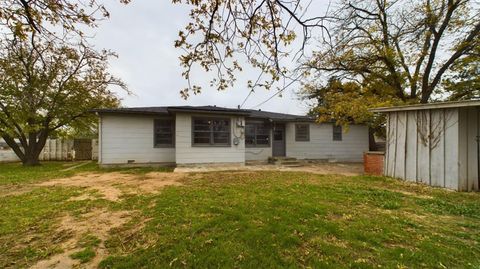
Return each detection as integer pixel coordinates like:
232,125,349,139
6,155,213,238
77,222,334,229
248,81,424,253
2,0,114,43
279,30,297,45
303,78,405,131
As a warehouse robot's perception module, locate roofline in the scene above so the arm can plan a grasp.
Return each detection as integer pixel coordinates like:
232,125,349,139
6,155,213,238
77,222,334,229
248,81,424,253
370,100,480,113
91,109,170,115
166,107,251,116
264,118,316,122
92,106,315,121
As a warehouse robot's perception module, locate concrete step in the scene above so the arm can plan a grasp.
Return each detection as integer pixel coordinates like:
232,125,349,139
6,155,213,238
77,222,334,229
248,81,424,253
279,160,300,165
282,163,303,167
269,157,297,162
268,157,304,166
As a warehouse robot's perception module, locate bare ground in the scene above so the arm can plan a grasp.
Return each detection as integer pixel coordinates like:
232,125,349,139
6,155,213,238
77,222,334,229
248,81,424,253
175,162,363,176
28,172,185,268
30,209,132,269
37,172,184,201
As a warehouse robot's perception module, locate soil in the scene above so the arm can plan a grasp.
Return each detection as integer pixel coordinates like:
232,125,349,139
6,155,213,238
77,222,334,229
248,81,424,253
30,209,132,269
37,172,184,201
175,162,364,176
28,172,185,268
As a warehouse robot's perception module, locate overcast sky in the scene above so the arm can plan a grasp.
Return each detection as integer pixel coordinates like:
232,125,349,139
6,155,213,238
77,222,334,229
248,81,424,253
90,1,329,115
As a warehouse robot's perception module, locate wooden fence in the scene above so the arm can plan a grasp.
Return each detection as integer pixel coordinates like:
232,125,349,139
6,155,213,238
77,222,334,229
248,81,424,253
0,139,98,163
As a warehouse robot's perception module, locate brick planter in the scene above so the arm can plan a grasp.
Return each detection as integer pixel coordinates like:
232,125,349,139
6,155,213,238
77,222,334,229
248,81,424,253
364,151,385,176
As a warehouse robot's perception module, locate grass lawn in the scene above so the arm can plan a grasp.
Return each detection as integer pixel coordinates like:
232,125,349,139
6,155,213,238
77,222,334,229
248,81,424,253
0,162,479,268
0,161,173,186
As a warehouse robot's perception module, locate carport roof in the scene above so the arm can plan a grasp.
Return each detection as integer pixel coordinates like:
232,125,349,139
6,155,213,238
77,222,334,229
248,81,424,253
371,100,480,113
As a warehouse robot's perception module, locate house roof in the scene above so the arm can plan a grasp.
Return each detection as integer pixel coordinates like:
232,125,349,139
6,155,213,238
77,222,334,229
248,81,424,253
93,105,314,122
371,100,480,113
92,107,170,115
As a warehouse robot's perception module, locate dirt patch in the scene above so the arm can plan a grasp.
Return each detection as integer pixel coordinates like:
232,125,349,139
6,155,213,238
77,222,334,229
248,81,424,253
175,162,363,176
284,163,363,176
30,209,132,269
0,185,34,198
37,172,184,201
67,193,97,202
390,189,434,199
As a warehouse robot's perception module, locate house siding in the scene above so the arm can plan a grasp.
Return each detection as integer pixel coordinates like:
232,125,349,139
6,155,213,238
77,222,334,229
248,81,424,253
175,113,246,164
245,146,273,161
99,114,175,164
98,112,371,165
285,122,369,162
245,127,272,161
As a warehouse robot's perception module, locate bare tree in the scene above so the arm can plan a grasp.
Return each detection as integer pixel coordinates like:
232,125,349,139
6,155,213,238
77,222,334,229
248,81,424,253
172,0,331,98
304,0,480,103
173,0,479,104
0,0,130,43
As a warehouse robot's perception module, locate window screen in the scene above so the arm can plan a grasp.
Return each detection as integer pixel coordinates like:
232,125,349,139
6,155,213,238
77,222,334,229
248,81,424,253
192,118,230,146
333,125,342,141
245,121,270,147
295,124,310,141
154,119,175,147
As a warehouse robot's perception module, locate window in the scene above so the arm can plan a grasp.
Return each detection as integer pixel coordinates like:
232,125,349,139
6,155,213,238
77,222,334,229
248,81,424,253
192,118,231,146
246,121,270,147
154,119,175,147
333,125,342,141
295,124,310,141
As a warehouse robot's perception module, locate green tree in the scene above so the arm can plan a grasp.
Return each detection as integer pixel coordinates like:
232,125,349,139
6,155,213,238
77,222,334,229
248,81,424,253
443,45,480,100
301,77,401,148
0,0,129,165
302,79,394,125
0,38,124,165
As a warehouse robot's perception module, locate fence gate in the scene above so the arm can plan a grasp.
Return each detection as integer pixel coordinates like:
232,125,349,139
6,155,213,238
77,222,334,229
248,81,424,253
73,139,92,160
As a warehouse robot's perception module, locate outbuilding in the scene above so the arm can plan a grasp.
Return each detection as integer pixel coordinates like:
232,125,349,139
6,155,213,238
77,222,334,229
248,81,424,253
372,100,479,191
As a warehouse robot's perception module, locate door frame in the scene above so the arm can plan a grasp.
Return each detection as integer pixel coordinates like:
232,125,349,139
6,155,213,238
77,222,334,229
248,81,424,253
272,123,286,157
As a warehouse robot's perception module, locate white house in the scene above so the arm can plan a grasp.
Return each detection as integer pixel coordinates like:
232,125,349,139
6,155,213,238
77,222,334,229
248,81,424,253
94,106,369,166
372,100,480,191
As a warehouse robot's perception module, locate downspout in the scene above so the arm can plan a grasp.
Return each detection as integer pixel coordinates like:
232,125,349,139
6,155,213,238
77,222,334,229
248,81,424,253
477,107,480,190
98,113,102,164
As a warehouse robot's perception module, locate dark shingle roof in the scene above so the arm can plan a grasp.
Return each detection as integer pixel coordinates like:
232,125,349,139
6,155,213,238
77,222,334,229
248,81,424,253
166,106,251,115
93,105,313,122
247,109,312,121
91,107,169,115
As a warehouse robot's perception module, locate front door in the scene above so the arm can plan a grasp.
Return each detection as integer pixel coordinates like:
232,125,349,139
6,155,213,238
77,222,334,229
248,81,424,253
272,123,286,157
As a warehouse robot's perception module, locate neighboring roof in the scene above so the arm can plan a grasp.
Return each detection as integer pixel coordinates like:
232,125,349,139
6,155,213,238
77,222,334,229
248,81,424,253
371,100,480,113
93,105,313,122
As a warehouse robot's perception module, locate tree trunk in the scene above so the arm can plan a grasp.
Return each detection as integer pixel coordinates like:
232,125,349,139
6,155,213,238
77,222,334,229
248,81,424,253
1,129,49,166
21,131,49,166
22,151,41,166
